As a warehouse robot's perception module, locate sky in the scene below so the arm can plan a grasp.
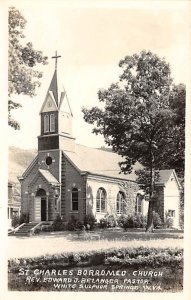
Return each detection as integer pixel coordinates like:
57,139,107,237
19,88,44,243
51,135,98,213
7,0,190,150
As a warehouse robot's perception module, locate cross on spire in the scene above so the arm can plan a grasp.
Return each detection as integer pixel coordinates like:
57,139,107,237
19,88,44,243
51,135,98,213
52,51,61,70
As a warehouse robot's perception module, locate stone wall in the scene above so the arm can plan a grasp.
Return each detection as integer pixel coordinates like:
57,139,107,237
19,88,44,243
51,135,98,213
86,176,139,221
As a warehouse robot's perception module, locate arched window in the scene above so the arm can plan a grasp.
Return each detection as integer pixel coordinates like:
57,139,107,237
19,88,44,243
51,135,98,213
116,191,126,214
50,114,55,132
96,188,106,213
72,188,78,211
44,114,49,132
135,194,143,213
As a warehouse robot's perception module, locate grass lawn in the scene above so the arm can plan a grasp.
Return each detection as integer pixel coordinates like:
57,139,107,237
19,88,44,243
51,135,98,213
8,228,183,259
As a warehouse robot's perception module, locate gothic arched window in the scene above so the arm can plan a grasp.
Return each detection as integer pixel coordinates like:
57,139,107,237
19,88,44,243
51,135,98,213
44,114,49,132
72,188,78,211
135,194,143,213
96,188,107,213
116,191,126,214
50,114,55,132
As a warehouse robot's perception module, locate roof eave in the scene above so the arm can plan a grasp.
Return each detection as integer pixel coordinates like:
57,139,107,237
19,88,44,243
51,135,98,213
38,169,60,186
86,171,137,182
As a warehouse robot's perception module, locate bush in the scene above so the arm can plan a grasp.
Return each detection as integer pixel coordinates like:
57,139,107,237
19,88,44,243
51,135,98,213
98,214,117,228
75,220,84,230
52,214,65,231
41,225,53,232
107,214,117,228
180,210,184,229
153,211,162,228
122,214,147,230
33,227,41,234
67,215,83,231
19,213,29,225
117,214,127,228
136,214,147,228
8,247,183,270
11,214,20,228
99,218,107,228
165,217,174,228
84,214,97,230
123,215,134,229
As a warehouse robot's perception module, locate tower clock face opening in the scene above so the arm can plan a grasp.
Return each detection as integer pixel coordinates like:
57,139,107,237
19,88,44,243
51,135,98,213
46,156,53,165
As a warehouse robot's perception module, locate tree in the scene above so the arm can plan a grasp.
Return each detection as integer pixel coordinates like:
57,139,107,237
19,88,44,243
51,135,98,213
159,83,185,177
82,50,185,231
8,7,48,129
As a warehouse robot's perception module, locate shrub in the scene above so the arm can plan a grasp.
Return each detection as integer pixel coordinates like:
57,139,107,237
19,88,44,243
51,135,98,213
19,213,29,225
33,227,41,234
68,253,81,266
98,214,117,228
180,210,184,229
165,217,174,228
67,215,83,231
117,214,127,228
75,220,84,230
52,214,64,231
8,247,183,270
84,214,97,230
106,214,117,228
123,215,134,229
136,214,147,228
99,218,107,228
121,214,147,230
153,211,162,228
41,225,53,232
11,214,20,228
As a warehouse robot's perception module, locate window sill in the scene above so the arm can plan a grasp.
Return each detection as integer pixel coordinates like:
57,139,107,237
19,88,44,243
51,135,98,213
70,211,79,213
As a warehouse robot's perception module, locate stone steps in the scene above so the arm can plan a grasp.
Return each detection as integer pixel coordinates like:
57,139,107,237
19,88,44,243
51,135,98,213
14,222,38,236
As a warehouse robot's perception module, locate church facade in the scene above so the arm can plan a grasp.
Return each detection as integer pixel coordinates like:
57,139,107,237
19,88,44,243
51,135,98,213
19,64,182,228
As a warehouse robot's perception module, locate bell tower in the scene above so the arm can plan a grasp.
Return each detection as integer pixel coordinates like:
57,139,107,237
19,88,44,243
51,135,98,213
38,52,75,152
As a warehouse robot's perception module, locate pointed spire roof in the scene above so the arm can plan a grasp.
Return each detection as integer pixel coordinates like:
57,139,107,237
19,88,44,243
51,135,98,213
48,70,59,105
40,51,73,115
48,51,62,105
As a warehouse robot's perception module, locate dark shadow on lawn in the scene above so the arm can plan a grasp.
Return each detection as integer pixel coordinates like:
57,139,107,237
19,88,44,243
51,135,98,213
66,230,183,242
11,228,183,241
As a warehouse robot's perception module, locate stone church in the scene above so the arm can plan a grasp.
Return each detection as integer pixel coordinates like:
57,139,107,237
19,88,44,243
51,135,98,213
19,60,182,228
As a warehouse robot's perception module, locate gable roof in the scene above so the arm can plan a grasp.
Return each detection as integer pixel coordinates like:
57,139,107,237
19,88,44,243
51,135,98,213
58,90,73,116
64,144,142,181
40,91,58,114
156,169,182,188
39,169,60,185
157,170,173,185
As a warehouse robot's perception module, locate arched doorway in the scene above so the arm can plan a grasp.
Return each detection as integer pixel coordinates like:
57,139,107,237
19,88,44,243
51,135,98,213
35,189,47,221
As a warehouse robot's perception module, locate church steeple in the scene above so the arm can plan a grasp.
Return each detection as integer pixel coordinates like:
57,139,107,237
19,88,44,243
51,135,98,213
49,51,61,105
52,51,61,70
38,52,75,152
48,70,59,106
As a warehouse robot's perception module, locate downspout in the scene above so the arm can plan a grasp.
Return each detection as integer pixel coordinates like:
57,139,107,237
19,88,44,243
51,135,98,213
59,150,62,216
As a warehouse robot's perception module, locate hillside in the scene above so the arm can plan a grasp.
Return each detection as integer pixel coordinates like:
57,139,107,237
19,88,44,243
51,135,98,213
9,147,37,184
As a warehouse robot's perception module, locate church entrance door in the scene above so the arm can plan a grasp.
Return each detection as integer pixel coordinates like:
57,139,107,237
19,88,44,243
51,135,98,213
41,197,46,221
35,189,47,222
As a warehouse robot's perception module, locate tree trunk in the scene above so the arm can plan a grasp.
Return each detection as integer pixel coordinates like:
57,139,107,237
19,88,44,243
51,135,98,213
146,151,155,232
146,201,154,232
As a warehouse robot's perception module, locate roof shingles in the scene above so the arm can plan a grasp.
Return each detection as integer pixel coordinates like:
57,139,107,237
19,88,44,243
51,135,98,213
64,144,142,181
